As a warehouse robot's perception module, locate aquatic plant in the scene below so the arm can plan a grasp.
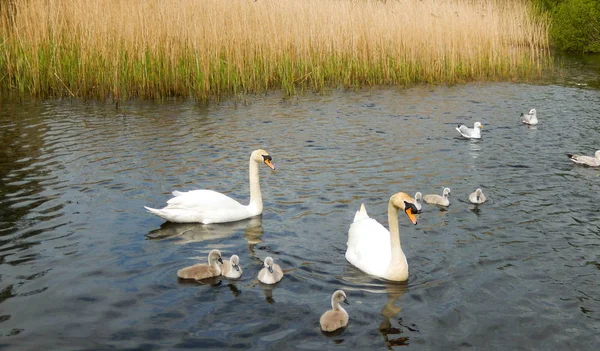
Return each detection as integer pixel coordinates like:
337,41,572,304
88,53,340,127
0,0,551,101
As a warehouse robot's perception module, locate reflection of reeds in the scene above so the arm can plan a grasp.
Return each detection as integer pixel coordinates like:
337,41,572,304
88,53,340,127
0,0,550,100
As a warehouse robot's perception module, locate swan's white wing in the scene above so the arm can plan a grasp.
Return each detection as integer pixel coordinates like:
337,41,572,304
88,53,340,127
166,189,243,209
346,217,392,277
146,190,251,224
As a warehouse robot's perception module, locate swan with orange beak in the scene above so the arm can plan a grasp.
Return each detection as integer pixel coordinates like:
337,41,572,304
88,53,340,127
346,192,418,282
145,149,275,224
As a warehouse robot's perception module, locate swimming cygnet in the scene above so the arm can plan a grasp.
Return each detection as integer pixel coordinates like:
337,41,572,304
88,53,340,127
319,290,350,332
177,249,223,280
423,187,451,207
414,192,423,212
257,256,283,284
469,188,487,204
221,254,243,279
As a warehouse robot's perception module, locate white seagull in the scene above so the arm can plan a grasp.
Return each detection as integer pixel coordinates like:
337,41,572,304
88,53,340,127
520,108,538,125
456,122,483,139
567,150,600,167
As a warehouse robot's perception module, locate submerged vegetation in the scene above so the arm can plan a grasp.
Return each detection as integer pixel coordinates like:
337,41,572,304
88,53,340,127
0,0,550,101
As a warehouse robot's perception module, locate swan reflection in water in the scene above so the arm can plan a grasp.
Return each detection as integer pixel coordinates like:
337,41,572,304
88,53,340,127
146,216,264,256
378,282,415,349
343,267,416,348
259,282,277,304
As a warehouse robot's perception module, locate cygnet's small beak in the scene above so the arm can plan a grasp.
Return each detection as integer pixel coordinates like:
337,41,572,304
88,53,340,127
234,264,240,271
343,298,350,305
268,266,273,274
217,257,223,264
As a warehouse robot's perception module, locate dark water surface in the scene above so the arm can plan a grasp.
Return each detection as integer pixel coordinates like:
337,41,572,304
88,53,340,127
1,83,599,350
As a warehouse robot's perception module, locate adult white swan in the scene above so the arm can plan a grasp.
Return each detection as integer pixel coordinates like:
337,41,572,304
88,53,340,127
345,192,418,282
144,149,275,223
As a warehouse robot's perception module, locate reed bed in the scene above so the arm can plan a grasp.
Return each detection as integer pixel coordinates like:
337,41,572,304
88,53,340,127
0,0,550,101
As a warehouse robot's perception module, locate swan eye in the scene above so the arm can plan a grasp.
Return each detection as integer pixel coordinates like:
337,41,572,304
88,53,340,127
404,201,418,213
262,155,272,161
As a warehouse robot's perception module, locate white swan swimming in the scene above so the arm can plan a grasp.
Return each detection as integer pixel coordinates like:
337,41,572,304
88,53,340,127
319,290,349,332
468,188,487,204
177,249,223,280
567,150,600,167
423,187,451,207
258,256,283,284
345,192,418,282
456,122,483,139
520,108,538,125
144,149,275,223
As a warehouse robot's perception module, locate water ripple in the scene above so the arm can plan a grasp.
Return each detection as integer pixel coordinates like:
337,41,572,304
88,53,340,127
1,86,600,349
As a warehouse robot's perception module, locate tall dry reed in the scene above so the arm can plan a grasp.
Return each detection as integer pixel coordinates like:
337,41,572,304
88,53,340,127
0,0,550,100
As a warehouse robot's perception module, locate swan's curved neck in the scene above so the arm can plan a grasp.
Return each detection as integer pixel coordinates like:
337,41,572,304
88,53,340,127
210,258,222,274
248,158,263,213
387,202,403,260
332,299,345,312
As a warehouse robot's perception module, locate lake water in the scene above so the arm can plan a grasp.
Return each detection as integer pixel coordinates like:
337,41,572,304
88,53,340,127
1,79,599,349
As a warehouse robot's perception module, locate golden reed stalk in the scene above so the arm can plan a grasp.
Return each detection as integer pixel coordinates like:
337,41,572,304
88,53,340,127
0,0,550,101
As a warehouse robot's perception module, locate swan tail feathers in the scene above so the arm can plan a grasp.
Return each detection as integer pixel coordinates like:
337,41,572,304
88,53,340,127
145,206,198,223
144,205,173,219
144,206,164,216
353,203,369,222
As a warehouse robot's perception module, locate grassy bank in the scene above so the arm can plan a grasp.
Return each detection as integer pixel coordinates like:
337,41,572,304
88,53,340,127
533,0,600,53
0,0,550,101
